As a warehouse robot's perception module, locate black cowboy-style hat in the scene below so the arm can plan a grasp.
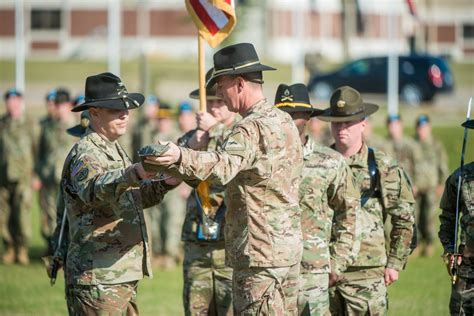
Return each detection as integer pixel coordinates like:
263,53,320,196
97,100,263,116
318,86,379,122
190,68,222,101
206,43,276,88
72,72,144,112
274,83,324,117
462,119,474,129
67,110,90,137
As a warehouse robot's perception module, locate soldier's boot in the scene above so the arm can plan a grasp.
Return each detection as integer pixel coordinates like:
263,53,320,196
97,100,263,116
17,246,30,265
2,246,15,265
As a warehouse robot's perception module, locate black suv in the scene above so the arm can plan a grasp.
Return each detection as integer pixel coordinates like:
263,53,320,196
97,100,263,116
307,54,454,106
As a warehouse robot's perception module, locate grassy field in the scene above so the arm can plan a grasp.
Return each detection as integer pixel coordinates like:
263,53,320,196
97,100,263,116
0,125,473,316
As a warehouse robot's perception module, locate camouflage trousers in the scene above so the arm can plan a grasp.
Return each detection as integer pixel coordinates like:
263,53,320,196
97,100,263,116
183,241,233,316
233,263,300,315
67,281,139,316
144,205,162,255
39,183,59,250
450,276,474,315
416,190,437,244
329,267,387,316
298,272,330,316
159,190,185,258
0,182,32,248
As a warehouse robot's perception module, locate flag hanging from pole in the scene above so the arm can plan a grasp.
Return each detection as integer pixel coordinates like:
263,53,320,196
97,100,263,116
185,0,237,48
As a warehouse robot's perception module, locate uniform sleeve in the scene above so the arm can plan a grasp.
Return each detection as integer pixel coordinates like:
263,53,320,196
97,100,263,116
170,124,256,186
438,173,457,253
139,179,176,209
386,167,416,270
328,160,360,275
69,154,141,207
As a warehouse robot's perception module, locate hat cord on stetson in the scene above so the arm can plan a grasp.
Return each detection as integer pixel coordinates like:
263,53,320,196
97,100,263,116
276,102,312,108
213,60,261,76
85,94,140,107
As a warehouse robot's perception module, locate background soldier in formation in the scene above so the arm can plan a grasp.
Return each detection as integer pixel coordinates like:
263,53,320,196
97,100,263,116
274,83,360,315
179,69,237,316
0,89,39,265
36,88,75,254
439,118,474,316
59,72,179,314
318,86,415,315
414,114,449,257
146,43,304,314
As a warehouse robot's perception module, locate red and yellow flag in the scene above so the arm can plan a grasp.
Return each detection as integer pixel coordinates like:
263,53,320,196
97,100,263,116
185,0,237,48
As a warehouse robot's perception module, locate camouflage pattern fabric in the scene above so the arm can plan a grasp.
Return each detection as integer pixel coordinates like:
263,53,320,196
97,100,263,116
67,281,139,315
0,114,37,250
298,273,330,316
329,267,387,316
414,137,449,245
167,99,303,269
36,116,75,250
233,263,300,315
298,137,359,315
180,122,235,315
62,127,173,286
383,137,421,182
330,144,415,315
183,242,233,316
439,162,474,315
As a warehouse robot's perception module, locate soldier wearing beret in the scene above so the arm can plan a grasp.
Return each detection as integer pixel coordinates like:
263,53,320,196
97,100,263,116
319,86,415,315
0,88,39,265
439,119,474,315
146,43,303,314
274,83,359,315
58,72,179,314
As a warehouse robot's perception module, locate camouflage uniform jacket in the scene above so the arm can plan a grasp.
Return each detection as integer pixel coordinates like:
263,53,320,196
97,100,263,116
181,122,234,242
414,137,449,192
439,162,474,277
346,144,415,270
0,114,37,185
299,137,359,275
36,118,75,184
384,137,422,182
62,128,173,285
169,99,303,269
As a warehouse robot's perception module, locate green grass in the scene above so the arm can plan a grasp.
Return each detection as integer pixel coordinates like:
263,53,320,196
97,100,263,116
1,125,473,315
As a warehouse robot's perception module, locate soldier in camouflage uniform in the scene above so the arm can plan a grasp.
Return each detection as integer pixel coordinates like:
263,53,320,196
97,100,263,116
274,83,360,316
363,117,386,153
145,43,303,315
439,118,474,316
307,117,333,147
179,69,237,315
59,73,179,314
36,88,75,254
414,114,449,257
318,86,415,315
0,88,39,265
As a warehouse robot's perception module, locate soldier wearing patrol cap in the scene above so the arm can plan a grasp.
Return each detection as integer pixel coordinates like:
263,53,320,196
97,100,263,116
179,68,237,316
145,43,303,314
439,119,474,315
58,72,180,314
0,88,39,265
318,86,415,315
274,83,360,316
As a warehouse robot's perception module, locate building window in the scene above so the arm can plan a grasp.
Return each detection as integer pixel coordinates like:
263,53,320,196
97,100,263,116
463,24,474,39
31,9,61,30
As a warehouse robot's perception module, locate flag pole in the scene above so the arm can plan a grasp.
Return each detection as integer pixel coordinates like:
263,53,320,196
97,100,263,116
198,34,207,112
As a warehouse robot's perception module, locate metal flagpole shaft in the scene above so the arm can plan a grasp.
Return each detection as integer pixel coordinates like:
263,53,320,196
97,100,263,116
108,0,121,76
15,0,25,92
198,35,207,113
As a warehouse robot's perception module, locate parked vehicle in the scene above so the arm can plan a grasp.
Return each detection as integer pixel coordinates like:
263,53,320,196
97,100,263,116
307,54,454,106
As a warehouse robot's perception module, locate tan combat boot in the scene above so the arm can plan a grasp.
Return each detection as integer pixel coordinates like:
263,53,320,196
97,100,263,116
17,246,30,265
2,246,15,264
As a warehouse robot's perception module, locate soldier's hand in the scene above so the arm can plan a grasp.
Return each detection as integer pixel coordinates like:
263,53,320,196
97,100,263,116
384,268,399,286
42,256,62,278
196,112,218,131
135,163,157,180
145,142,181,166
328,272,340,287
163,174,182,186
